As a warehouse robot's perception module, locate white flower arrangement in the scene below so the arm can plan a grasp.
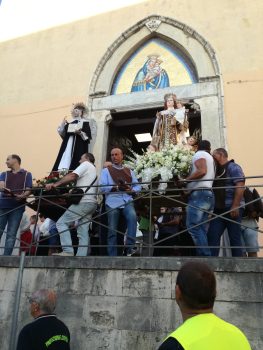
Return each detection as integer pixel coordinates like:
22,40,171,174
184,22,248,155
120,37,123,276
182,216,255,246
125,145,194,192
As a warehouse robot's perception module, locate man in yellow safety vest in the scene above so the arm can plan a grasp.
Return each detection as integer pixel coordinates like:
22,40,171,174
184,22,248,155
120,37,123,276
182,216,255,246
158,261,251,350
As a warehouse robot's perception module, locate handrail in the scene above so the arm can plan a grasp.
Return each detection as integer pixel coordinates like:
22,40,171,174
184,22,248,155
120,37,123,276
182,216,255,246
0,177,262,256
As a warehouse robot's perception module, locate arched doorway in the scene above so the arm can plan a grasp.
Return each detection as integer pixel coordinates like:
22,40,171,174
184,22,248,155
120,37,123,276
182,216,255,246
107,101,201,158
88,15,225,167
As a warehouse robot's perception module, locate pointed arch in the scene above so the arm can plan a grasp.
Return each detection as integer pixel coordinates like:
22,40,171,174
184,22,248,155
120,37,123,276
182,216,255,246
111,36,199,95
88,14,221,98
88,15,226,169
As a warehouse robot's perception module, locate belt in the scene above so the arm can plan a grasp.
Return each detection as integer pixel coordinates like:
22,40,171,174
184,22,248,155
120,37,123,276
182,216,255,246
191,188,213,193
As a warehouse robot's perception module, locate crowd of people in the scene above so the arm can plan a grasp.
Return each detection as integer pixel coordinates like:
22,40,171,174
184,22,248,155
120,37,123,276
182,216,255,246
0,99,257,350
0,99,261,257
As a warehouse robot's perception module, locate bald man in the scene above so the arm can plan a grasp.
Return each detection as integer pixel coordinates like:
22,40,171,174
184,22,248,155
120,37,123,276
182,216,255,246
99,148,141,256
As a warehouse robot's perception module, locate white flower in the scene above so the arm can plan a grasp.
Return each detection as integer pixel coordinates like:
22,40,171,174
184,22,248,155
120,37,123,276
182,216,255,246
181,155,188,162
124,146,193,183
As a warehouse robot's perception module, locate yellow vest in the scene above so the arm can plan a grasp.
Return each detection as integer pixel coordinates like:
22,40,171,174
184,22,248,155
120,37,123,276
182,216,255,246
166,313,251,350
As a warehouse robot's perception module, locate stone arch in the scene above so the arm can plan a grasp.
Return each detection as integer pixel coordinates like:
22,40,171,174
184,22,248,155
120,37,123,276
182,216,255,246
88,15,225,168
111,36,199,95
89,15,221,97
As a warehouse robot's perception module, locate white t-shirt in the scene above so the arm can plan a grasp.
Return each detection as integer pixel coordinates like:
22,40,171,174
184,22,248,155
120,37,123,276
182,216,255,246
73,161,97,204
39,218,52,237
187,150,215,191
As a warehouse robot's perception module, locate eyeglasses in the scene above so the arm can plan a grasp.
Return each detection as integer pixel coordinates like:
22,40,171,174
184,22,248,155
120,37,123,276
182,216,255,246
27,296,36,304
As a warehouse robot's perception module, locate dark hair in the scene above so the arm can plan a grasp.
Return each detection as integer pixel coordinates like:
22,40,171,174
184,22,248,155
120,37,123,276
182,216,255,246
176,262,216,310
110,148,124,156
84,152,95,164
198,140,211,152
214,148,228,158
11,154,21,165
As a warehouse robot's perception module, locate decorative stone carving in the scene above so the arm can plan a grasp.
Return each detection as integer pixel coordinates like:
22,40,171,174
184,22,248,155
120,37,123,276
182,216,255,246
183,25,194,37
145,19,161,32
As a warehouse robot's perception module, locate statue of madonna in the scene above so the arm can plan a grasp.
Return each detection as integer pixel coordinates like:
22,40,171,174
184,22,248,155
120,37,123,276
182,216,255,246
151,94,184,151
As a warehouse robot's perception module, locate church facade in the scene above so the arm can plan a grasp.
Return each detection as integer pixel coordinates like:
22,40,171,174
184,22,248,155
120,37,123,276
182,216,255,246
0,0,262,183
89,14,224,166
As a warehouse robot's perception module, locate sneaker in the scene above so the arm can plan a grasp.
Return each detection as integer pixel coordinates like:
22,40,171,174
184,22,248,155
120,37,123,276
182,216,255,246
52,252,74,257
126,248,138,257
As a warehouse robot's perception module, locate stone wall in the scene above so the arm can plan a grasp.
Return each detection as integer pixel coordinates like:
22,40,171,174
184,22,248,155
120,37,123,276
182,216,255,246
0,257,262,350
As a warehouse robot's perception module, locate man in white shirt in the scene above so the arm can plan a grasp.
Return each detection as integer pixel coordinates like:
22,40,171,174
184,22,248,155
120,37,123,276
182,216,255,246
185,140,215,256
46,153,97,256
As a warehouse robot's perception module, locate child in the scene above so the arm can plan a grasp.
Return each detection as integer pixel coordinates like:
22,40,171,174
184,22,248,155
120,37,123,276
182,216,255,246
20,214,38,256
175,101,189,145
186,135,198,151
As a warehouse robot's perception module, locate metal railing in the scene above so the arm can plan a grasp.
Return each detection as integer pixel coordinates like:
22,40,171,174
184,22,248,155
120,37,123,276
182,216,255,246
1,176,262,350
0,176,262,257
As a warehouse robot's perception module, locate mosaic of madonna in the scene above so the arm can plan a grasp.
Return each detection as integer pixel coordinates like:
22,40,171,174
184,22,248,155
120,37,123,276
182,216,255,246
111,38,197,95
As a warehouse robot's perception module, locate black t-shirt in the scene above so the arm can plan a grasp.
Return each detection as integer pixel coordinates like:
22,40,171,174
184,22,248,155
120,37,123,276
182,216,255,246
16,314,70,350
158,337,185,350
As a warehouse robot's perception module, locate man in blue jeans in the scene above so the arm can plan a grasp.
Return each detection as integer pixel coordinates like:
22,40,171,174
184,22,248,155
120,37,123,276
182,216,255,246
207,148,245,257
99,148,141,256
0,154,32,255
185,140,215,256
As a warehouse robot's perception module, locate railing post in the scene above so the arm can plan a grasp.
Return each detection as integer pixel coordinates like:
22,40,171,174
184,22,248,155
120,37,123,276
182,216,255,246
9,251,26,350
148,181,153,257
29,188,43,256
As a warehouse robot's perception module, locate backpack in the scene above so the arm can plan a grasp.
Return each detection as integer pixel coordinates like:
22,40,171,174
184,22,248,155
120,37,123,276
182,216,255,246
243,187,263,220
253,188,263,218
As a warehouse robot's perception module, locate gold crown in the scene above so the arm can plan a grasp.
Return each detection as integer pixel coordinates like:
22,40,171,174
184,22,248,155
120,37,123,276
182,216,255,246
147,54,163,64
147,53,160,59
